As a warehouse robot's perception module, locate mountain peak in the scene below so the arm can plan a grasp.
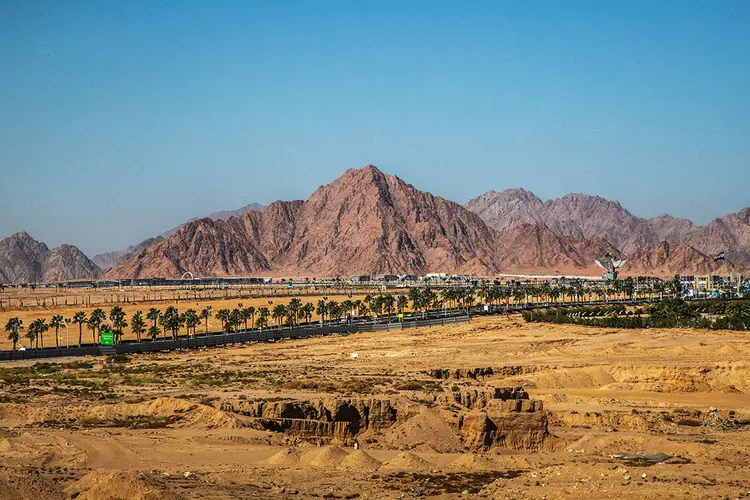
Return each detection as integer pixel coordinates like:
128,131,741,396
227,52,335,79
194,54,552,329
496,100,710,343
0,233,98,284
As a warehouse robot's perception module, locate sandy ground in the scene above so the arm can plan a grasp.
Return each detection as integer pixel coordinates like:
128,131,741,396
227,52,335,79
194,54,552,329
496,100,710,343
1,315,749,499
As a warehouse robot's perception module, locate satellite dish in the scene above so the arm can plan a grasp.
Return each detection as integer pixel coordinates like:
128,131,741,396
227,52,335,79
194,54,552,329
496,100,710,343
595,253,626,280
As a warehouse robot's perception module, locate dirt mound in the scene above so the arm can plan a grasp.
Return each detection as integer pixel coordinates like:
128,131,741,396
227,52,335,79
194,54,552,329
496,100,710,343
448,453,498,470
0,469,65,500
5,397,241,430
382,407,463,452
89,398,241,429
300,445,351,467
339,449,382,471
64,470,182,500
263,447,304,467
383,451,431,469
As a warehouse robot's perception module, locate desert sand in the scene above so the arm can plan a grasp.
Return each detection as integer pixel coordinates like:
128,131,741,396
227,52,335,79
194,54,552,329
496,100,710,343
1,315,749,498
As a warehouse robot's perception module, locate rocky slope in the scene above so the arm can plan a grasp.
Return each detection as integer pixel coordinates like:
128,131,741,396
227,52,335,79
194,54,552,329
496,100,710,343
105,166,749,278
0,232,100,284
92,237,164,269
682,208,750,267
161,202,265,238
624,241,727,276
107,166,506,278
468,189,750,269
467,191,660,254
93,203,265,269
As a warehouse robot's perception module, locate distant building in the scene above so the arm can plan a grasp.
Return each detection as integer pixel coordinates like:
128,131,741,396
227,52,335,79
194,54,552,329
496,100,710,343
374,274,399,282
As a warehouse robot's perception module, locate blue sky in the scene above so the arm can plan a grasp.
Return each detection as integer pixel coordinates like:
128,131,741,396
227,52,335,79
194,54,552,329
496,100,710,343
1,1,748,255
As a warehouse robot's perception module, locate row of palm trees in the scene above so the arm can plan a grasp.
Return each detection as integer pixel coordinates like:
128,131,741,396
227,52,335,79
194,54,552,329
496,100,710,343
4,280,671,349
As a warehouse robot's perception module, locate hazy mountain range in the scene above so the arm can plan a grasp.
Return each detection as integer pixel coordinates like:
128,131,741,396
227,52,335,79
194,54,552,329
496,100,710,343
1,166,747,283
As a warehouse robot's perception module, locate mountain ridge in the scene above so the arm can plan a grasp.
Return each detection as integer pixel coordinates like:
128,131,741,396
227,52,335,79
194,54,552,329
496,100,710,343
3,167,749,282
0,232,100,284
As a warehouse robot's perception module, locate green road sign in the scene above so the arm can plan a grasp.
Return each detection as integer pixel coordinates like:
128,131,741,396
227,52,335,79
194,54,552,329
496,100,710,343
99,332,115,346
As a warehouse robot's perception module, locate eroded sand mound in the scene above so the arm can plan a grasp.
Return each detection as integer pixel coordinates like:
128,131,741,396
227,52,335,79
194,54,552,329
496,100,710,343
382,407,463,452
299,445,350,467
64,470,182,500
338,449,382,471
263,447,304,467
383,451,431,469
0,397,239,430
86,398,241,429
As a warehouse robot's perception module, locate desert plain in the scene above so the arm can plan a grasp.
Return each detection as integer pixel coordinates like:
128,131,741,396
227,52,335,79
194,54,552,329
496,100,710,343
1,314,749,499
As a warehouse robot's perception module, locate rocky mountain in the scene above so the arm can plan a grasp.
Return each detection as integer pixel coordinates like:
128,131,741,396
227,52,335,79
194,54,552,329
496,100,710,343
161,202,265,238
493,224,617,276
682,208,750,268
467,189,750,269
0,232,100,284
648,214,698,243
105,166,750,279
92,237,164,269
107,166,506,278
93,203,265,269
467,191,660,254
464,189,543,230
624,241,729,277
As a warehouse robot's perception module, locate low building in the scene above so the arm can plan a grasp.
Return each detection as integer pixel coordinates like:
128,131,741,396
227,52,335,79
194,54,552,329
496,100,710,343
374,274,399,282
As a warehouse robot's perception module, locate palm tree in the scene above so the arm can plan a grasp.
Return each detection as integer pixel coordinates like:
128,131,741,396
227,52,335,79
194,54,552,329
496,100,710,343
396,295,408,315
246,305,256,329
215,308,231,333
25,322,37,349
382,294,395,321
408,288,422,316
183,309,199,336
109,306,127,344
199,308,211,334
161,306,181,339
30,318,48,349
239,307,252,331
256,307,270,329
341,300,354,322
72,311,87,347
272,304,287,328
4,317,23,350
316,300,328,324
300,302,314,325
357,300,368,318
146,308,161,329
88,308,106,344
329,301,343,321
287,298,302,327
50,315,64,349
229,308,241,332
131,310,146,342
148,325,160,341
327,301,340,322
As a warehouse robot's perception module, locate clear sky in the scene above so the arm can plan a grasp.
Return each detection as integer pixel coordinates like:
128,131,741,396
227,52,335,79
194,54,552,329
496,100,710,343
1,1,748,256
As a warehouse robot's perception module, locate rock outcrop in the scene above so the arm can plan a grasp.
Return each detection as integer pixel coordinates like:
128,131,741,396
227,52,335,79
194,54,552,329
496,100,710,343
221,397,399,442
221,388,551,451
